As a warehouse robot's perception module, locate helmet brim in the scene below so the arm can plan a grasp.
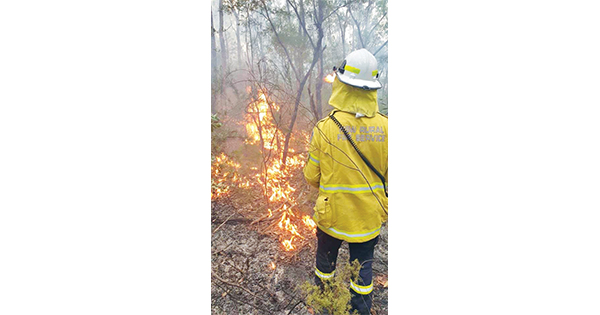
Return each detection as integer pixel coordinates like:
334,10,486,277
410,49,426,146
337,72,382,90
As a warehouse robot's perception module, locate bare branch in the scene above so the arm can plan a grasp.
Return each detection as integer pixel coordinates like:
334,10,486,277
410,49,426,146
286,0,316,49
259,1,301,81
373,40,388,56
367,11,387,40
323,0,350,22
348,6,365,48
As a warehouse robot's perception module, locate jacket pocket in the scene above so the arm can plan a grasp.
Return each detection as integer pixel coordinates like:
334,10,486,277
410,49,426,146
315,195,333,228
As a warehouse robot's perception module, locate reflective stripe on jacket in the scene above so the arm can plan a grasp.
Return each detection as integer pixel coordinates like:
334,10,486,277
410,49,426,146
303,109,388,243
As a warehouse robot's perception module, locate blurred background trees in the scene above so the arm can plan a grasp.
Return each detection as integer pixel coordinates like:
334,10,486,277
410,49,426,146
211,0,387,168
211,0,388,119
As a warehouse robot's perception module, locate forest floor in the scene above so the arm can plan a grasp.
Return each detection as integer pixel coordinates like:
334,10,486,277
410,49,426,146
210,195,388,314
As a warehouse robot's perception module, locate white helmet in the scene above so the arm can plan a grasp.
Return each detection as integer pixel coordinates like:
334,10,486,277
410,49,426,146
335,48,382,90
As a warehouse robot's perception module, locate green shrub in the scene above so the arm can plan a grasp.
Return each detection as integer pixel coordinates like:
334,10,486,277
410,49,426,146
211,114,222,132
301,259,362,315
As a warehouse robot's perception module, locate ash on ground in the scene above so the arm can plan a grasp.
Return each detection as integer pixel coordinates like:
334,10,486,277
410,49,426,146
211,199,388,314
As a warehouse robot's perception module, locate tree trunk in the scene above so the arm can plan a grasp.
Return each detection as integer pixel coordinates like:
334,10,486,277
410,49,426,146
315,56,323,119
261,0,321,166
233,9,243,69
314,0,324,119
298,0,305,36
281,0,326,166
336,12,346,58
281,56,318,167
211,11,217,114
246,7,253,68
286,1,292,24
218,0,227,96
348,6,365,49
364,0,374,49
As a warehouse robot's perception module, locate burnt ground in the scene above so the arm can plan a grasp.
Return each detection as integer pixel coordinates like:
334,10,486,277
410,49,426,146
211,195,388,314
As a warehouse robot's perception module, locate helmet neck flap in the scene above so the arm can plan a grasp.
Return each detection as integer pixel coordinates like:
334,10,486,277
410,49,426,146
328,75,378,118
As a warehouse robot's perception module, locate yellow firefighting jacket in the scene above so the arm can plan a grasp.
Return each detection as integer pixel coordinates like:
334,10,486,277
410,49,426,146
304,76,388,243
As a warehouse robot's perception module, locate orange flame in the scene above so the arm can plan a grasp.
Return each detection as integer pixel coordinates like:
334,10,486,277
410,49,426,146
302,215,317,233
212,88,314,251
244,89,280,150
243,88,309,250
282,236,296,251
324,72,336,83
211,153,244,200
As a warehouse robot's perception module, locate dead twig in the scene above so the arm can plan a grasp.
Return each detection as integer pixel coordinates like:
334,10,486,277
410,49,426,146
212,211,237,235
250,199,294,226
212,243,233,256
212,272,257,297
224,259,247,278
287,299,304,314
250,212,271,225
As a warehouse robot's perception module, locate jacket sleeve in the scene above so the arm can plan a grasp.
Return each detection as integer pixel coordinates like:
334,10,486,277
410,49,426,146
303,125,321,188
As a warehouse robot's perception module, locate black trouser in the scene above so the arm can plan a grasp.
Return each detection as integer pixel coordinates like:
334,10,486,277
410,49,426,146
314,227,379,315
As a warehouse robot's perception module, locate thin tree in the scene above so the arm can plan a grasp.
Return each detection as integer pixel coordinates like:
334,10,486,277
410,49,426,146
218,0,228,97
314,0,325,120
232,8,243,69
211,11,218,114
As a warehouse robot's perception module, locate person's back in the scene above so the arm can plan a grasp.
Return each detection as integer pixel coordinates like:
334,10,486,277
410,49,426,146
303,48,388,314
305,109,388,242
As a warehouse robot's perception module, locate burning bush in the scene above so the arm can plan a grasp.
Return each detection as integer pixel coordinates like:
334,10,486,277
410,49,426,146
211,87,317,251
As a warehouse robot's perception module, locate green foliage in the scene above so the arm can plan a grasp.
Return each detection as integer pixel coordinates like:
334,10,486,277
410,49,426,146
269,20,311,66
301,259,362,315
211,114,221,155
223,0,261,13
211,114,235,155
211,114,223,132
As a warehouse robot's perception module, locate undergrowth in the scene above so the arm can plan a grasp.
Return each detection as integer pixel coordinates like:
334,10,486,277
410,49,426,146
301,259,362,315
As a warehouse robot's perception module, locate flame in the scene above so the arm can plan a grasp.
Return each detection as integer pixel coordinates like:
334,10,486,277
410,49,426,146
243,89,312,250
302,215,317,233
270,262,276,269
324,72,336,83
211,153,245,200
244,89,280,150
212,88,314,251
282,236,296,251
278,212,303,239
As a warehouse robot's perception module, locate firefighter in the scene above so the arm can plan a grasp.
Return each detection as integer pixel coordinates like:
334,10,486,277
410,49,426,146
304,48,388,314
